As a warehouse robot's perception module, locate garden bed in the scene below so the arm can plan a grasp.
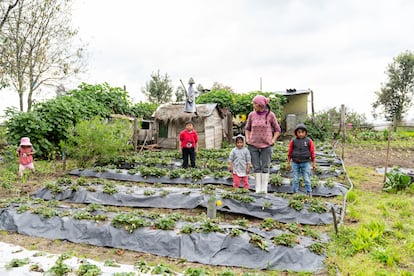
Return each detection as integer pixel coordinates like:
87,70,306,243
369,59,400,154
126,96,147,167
0,200,326,272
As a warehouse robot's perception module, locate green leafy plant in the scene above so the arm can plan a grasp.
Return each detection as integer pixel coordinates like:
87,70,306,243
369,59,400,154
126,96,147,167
184,267,209,276
261,218,283,231
289,199,304,211
48,255,71,276
309,242,326,255
229,228,243,237
383,170,412,192
76,261,102,276
5,257,30,269
269,173,283,186
154,217,176,230
309,199,329,213
102,182,118,195
112,213,151,233
180,224,196,234
61,117,132,168
199,220,222,233
249,233,269,251
272,233,298,247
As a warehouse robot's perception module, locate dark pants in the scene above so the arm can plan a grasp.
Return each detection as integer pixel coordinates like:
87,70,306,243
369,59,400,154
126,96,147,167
182,147,196,168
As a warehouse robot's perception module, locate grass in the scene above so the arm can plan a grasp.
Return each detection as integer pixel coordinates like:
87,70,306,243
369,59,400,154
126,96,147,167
326,159,414,275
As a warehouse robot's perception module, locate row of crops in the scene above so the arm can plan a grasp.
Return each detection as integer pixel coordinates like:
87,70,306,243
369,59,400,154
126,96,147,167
0,142,348,272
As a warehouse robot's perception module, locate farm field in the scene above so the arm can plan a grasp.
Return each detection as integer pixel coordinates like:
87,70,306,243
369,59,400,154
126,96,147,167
0,136,413,275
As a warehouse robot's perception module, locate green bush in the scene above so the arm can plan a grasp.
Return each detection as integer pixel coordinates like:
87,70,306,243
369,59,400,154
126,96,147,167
305,113,334,141
4,83,133,159
4,108,54,158
61,117,132,168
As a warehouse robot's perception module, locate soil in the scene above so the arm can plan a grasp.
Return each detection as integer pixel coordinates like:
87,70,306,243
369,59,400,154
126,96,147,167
0,143,413,274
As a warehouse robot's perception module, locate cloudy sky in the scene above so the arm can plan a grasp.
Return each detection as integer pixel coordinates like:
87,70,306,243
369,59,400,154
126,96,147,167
2,0,414,121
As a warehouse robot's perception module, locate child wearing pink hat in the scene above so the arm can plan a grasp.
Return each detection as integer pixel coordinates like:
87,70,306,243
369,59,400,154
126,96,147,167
16,137,36,177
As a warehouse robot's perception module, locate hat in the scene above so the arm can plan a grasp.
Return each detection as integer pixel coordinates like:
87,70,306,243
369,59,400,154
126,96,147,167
20,137,32,146
294,124,307,135
253,95,270,106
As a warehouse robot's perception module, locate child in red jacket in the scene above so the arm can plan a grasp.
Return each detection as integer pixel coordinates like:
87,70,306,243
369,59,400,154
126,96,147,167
179,121,199,168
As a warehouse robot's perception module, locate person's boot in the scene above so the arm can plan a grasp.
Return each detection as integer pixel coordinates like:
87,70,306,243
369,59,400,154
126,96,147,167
255,173,262,193
261,173,269,194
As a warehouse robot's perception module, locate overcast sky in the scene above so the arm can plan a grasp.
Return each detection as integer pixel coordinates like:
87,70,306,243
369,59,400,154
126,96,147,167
2,0,414,121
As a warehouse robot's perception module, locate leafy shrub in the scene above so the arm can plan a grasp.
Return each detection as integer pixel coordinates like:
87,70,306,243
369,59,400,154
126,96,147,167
4,83,133,159
4,108,54,158
130,102,158,119
305,112,334,141
61,117,132,168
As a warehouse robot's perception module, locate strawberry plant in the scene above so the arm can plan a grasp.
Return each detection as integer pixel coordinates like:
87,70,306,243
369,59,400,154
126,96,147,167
249,233,269,251
154,217,176,230
272,233,298,247
112,213,151,233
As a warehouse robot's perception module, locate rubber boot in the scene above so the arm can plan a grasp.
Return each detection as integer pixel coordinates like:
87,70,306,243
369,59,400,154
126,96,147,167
255,173,262,193
261,173,269,194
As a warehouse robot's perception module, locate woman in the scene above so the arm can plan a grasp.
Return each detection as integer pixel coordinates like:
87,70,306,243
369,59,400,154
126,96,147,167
245,95,281,193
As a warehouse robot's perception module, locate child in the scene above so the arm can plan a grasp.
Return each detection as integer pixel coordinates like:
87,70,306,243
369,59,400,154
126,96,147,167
16,137,36,177
229,135,251,189
286,124,316,197
179,121,199,168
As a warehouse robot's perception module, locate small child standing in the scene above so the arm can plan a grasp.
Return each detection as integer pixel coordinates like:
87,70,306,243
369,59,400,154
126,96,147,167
179,121,199,168
287,124,316,196
16,137,36,177
229,135,251,189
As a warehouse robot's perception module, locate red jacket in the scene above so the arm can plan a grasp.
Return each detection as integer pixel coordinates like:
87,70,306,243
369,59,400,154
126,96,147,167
179,129,198,149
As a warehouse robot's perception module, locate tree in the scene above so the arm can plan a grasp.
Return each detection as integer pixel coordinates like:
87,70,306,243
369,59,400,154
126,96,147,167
174,86,186,102
0,0,85,111
0,0,19,30
372,51,414,128
211,82,234,93
142,70,173,104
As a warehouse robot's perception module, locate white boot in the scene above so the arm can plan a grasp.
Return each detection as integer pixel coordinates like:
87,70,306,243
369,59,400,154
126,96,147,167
261,173,269,194
255,173,262,193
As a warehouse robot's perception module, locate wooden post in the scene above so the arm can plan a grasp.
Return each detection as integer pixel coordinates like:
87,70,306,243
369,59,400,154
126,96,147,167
310,90,315,118
383,124,392,183
331,207,338,235
133,118,138,152
340,104,346,160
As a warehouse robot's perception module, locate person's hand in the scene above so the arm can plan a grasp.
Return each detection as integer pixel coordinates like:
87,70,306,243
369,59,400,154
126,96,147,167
312,163,316,170
229,165,233,172
246,167,250,174
286,162,291,171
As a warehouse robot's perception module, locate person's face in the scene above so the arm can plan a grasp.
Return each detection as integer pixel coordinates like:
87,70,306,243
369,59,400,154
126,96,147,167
236,140,244,148
185,123,193,131
253,102,265,112
296,129,307,139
